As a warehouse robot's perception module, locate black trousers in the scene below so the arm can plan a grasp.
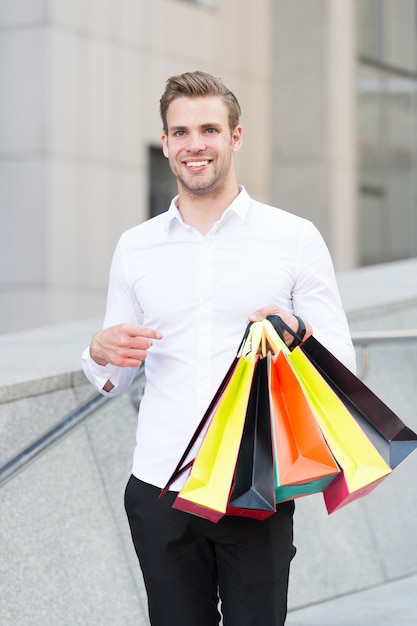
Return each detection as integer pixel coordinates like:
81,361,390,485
125,476,296,626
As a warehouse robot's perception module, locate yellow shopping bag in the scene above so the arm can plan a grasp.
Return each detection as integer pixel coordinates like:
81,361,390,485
174,324,264,519
177,355,257,515
288,347,392,513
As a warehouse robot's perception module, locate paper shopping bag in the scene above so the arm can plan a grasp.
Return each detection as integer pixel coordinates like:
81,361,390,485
301,336,417,469
269,351,339,503
227,355,276,519
174,351,258,518
161,356,240,498
288,347,392,513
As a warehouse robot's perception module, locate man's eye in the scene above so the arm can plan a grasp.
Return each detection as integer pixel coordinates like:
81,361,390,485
175,130,185,137
206,128,217,134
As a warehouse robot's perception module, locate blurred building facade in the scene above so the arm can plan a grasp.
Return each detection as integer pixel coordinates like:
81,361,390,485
1,0,416,333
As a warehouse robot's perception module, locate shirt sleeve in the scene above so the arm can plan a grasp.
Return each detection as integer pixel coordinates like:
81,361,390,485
81,236,142,396
292,222,356,373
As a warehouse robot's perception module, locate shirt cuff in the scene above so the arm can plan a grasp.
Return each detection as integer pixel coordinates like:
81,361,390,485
81,347,120,393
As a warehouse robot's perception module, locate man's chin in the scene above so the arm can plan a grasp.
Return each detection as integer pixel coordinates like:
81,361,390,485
179,178,223,198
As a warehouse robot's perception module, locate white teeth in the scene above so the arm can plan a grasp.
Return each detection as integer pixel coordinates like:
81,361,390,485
187,161,209,167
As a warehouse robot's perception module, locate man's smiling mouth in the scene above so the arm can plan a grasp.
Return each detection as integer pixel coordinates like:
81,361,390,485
185,160,210,169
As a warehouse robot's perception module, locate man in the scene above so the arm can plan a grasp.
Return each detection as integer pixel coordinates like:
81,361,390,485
82,70,355,626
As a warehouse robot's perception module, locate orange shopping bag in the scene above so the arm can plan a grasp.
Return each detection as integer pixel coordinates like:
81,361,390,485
269,350,339,503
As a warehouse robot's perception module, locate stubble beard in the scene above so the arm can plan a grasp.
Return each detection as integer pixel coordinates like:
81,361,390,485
177,173,228,200
170,154,232,200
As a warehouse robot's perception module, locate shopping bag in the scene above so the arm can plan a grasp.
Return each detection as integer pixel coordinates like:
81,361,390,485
301,336,417,469
172,328,261,520
269,350,339,503
288,347,392,513
160,356,240,499
227,355,276,519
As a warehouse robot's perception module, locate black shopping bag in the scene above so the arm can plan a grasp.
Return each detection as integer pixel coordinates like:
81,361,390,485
228,356,276,518
301,335,417,469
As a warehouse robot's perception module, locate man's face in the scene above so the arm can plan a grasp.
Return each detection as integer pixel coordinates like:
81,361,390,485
161,96,242,198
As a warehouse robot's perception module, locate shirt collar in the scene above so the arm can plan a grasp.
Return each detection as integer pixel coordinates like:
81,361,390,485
164,186,251,232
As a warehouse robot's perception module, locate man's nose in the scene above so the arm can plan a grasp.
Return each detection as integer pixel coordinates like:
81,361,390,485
187,132,206,152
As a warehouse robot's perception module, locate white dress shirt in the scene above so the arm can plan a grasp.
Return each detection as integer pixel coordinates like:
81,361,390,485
82,187,356,489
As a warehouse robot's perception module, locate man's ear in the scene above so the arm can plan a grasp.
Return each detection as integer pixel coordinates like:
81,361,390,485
231,125,243,152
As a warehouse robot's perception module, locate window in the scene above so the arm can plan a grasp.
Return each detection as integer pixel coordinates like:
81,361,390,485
148,147,177,218
356,0,417,265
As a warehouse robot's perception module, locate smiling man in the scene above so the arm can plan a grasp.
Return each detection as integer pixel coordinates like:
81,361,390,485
82,71,355,626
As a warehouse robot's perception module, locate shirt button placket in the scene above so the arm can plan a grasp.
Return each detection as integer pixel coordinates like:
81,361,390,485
196,235,214,412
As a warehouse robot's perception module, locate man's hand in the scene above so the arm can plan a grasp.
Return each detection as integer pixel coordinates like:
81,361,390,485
90,323,163,368
248,305,312,347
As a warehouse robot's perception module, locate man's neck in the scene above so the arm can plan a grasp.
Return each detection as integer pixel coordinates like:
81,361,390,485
177,184,240,235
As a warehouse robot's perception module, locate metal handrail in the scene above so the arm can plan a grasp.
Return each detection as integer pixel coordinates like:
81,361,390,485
351,328,417,344
1,330,416,489
0,366,145,488
351,329,417,378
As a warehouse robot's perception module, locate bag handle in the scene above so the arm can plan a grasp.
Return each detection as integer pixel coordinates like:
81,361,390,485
266,314,305,350
242,318,289,358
